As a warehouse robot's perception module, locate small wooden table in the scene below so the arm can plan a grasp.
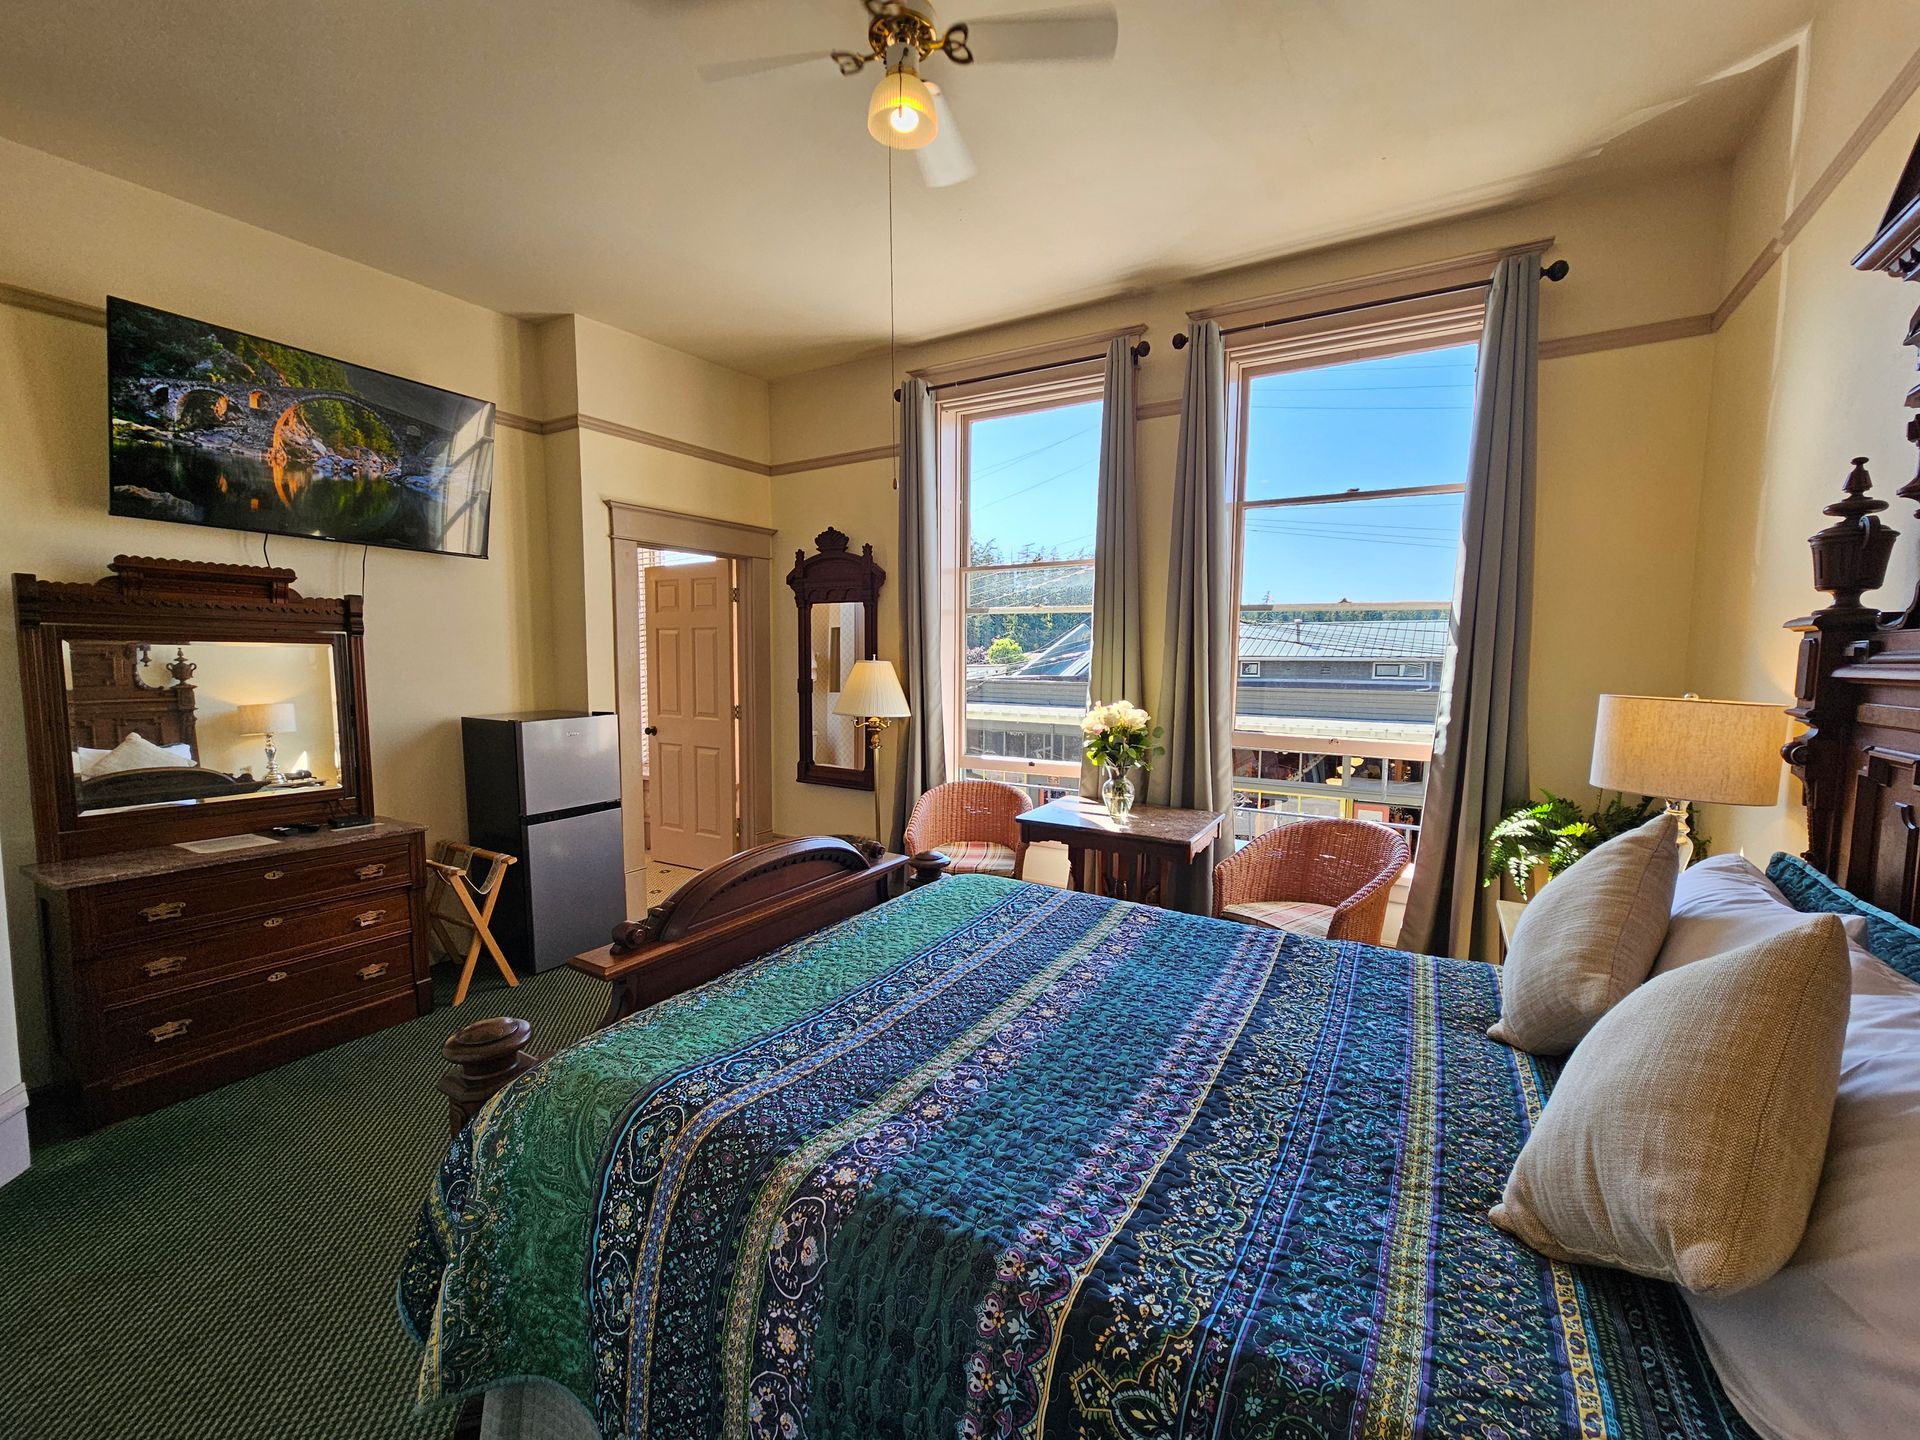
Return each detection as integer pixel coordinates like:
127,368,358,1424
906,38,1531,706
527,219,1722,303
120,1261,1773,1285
1016,797,1225,910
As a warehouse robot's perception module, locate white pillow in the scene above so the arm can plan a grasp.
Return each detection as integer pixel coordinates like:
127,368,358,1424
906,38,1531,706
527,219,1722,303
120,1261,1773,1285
80,734,198,778
1654,854,1865,975
1683,950,1920,1439
71,746,110,776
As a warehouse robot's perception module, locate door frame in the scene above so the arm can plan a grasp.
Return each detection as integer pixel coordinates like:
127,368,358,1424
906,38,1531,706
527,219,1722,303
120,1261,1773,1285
608,503,777,902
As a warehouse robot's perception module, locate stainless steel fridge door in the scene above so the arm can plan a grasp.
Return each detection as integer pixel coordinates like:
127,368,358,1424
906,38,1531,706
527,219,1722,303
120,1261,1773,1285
523,804,628,971
519,713,620,818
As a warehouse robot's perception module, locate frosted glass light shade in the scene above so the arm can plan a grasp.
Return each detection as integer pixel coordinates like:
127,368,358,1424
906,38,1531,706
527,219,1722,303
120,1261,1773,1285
235,701,297,736
834,660,910,719
1590,694,1784,807
867,63,937,149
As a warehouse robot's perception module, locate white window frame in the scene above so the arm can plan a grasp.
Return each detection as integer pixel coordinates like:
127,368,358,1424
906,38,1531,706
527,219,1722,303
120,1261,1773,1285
1222,293,1484,843
935,364,1106,786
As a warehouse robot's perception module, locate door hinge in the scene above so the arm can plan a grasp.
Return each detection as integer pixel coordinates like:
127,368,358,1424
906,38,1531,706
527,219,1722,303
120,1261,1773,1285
732,704,742,719
730,586,740,602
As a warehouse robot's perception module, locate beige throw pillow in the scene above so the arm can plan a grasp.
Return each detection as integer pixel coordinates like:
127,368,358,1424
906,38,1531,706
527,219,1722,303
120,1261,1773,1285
1490,913,1851,1295
1489,812,1680,1054
82,732,197,778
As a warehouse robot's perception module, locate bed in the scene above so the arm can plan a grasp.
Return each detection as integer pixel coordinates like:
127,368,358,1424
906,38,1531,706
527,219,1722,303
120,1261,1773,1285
402,847,1755,1440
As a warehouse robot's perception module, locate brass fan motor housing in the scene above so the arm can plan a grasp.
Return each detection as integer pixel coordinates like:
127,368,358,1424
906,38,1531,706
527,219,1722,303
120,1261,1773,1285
833,1,973,74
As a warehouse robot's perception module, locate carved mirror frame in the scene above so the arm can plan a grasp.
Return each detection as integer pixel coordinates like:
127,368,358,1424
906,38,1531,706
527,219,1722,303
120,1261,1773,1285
14,556,377,861
787,528,884,791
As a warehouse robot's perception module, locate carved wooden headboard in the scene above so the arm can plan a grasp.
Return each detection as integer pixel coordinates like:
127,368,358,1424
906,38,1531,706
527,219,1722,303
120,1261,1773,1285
64,640,198,754
1784,131,1920,919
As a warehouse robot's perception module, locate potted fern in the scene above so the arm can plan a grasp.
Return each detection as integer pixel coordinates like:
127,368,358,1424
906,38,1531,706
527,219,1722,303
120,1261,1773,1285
1482,791,1703,899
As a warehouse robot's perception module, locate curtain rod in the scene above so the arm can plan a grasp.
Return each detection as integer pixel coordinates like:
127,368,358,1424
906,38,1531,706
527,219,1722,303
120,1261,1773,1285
894,340,1147,403
1171,260,1570,349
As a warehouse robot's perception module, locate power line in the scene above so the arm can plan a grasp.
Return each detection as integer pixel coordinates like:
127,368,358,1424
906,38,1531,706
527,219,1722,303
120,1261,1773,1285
970,423,1098,479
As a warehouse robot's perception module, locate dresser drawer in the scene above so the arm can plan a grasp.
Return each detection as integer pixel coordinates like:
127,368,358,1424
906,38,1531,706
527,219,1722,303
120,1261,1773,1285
87,840,414,945
91,888,413,1001
99,936,412,1067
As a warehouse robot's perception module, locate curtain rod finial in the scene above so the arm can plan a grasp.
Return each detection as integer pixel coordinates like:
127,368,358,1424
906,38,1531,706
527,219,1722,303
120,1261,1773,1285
1171,332,1189,350
1541,259,1570,283
1132,340,1150,360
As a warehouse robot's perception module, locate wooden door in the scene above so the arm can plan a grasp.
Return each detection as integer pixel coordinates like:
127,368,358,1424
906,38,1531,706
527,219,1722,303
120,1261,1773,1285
644,559,738,870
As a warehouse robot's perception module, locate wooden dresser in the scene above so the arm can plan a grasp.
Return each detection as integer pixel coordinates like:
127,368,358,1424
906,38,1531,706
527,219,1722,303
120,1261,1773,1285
28,821,430,1124
14,557,433,1127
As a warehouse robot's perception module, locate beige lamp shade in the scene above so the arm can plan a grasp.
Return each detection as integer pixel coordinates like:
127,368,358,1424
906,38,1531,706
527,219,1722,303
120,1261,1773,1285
235,701,296,737
833,660,910,719
1590,694,1784,806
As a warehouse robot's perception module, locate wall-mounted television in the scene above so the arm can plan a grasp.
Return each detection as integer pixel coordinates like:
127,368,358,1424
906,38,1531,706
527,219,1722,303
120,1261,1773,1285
107,298,495,559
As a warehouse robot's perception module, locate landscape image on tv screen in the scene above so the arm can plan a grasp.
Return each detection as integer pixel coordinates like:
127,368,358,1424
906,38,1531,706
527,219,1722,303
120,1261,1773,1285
107,298,495,559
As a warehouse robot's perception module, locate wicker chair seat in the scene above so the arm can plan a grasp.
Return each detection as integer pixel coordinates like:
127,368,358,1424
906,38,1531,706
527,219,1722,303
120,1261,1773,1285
1219,899,1336,937
930,839,1020,877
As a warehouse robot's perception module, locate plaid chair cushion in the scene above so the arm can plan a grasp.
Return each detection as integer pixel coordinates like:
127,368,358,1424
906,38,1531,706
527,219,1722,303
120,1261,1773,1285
935,840,1019,877
1220,899,1336,937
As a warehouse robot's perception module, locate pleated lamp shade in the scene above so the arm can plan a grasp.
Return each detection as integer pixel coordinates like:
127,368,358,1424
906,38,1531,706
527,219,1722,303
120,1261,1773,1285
1589,694,1785,806
833,660,910,720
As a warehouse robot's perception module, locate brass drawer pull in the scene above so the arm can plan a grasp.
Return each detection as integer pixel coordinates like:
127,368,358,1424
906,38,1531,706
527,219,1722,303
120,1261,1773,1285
356,962,389,982
141,956,187,978
140,901,186,923
354,909,388,929
262,916,284,929
356,863,388,880
263,869,285,880
267,970,289,983
147,1019,191,1044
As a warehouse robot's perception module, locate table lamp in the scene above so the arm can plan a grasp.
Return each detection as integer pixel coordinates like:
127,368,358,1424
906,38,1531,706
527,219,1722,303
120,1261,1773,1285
834,659,910,844
1589,693,1785,857
235,701,297,784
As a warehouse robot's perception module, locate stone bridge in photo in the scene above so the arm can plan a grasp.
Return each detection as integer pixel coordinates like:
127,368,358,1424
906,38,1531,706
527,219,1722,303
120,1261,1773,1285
132,377,440,473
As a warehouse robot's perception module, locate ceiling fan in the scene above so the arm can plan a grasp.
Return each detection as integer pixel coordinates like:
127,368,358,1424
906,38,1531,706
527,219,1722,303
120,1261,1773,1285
698,1,1119,188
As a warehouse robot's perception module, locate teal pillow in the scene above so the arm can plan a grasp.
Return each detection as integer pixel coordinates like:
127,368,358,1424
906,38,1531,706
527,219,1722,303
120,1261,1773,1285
1766,852,1920,984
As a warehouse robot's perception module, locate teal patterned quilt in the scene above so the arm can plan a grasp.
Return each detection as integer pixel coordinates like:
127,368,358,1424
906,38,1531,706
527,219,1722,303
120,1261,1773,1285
399,876,1755,1440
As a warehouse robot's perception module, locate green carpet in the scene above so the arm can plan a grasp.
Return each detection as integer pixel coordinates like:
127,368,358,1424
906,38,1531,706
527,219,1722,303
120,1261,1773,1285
0,964,608,1440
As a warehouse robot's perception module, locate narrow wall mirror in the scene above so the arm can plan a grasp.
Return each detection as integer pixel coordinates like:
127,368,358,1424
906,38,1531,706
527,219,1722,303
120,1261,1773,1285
788,528,883,790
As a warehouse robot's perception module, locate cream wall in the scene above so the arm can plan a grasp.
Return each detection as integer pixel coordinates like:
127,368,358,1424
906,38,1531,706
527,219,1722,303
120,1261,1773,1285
1688,65,1920,859
0,139,772,1091
767,164,1734,843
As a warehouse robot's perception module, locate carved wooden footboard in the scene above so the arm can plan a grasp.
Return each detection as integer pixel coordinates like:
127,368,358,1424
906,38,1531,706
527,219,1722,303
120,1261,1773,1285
434,837,946,1133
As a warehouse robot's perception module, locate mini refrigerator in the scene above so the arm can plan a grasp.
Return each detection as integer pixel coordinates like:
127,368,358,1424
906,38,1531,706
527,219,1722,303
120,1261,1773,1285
462,711,627,973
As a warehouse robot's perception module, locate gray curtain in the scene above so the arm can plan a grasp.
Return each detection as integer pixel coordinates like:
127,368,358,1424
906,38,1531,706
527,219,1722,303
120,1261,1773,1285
1147,321,1234,913
1398,255,1539,960
1081,336,1145,798
892,377,947,849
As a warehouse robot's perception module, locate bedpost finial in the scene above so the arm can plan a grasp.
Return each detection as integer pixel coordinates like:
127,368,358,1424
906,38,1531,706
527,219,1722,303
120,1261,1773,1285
1810,457,1897,615
437,1016,542,1135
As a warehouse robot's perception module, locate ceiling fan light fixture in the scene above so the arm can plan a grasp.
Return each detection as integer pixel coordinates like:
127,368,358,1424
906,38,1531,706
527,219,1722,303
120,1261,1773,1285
867,61,937,150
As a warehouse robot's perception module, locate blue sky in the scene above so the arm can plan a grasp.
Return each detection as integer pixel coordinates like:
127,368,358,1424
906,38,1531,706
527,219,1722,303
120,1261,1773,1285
965,343,1477,606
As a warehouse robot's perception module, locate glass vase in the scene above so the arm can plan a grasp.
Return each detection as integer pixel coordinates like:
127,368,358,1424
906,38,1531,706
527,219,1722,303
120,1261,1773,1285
1101,763,1135,821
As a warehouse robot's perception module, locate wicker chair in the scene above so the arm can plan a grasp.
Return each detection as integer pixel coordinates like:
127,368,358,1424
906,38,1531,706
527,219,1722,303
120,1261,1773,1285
1212,817,1410,944
904,779,1032,879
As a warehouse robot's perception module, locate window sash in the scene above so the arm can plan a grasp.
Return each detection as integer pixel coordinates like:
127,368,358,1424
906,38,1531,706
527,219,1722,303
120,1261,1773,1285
944,372,1106,779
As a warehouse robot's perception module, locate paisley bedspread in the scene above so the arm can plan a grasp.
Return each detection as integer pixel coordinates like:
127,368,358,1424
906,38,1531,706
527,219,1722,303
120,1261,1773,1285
399,875,1756,1440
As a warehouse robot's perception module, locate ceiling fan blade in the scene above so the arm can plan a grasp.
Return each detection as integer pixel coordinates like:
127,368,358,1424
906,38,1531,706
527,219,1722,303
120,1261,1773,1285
697,50,837,82
952,4,1117,64
918,89,976,188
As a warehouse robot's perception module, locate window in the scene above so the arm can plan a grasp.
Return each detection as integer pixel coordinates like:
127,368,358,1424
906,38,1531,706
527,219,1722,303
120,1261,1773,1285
1230,334,1479,856
947,387,1103,803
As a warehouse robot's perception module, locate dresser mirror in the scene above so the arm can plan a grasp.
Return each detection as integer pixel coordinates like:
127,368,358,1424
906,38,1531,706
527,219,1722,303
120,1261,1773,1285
787,528,884,790
16,557,375,860
63,637,345,815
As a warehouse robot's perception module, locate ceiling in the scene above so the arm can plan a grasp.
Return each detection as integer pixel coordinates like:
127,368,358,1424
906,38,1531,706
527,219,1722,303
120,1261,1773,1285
0,0,1816,378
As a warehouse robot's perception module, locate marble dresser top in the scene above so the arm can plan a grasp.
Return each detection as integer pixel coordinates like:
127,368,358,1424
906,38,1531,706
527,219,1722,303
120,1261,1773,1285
25,817,424,891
